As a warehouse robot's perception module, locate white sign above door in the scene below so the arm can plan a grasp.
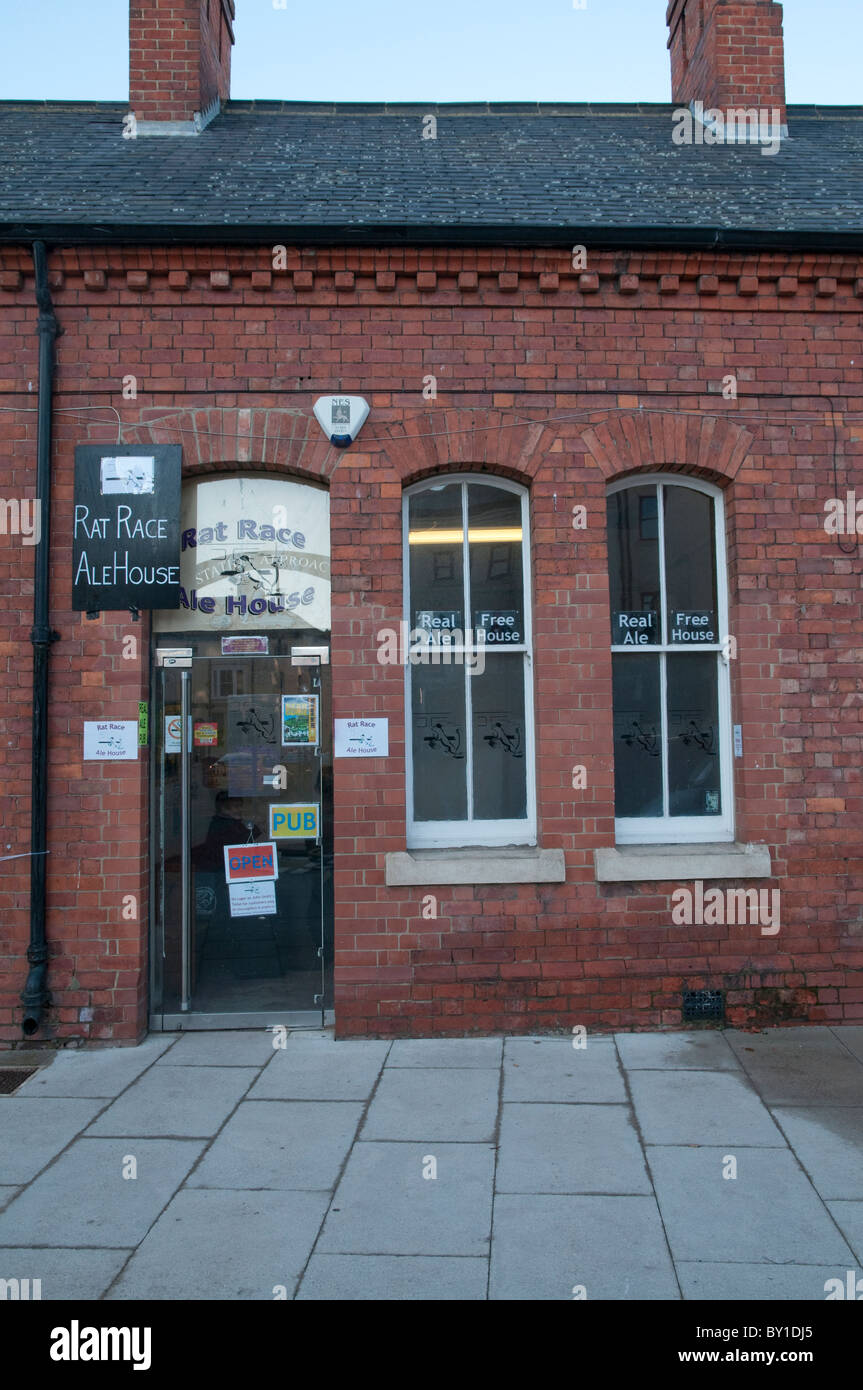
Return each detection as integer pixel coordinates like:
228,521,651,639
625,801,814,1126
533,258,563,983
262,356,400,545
153,475,330,634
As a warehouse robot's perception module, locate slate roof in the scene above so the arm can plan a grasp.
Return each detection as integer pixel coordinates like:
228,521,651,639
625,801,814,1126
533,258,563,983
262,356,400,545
1,100,862,247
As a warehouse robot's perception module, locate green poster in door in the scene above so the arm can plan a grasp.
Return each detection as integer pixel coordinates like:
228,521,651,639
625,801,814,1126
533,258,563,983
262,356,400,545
281,694,319,746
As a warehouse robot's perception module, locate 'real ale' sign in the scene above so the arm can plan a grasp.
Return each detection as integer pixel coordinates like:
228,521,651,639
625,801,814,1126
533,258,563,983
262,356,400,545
73,445,182,612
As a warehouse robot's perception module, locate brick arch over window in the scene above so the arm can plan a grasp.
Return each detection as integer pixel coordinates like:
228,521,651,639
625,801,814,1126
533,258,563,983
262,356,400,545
383,409,556,487
581,411,754,485
90,408,339,483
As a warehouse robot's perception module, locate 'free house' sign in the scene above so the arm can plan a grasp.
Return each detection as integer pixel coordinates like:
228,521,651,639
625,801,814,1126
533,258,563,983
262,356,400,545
72,445,182,612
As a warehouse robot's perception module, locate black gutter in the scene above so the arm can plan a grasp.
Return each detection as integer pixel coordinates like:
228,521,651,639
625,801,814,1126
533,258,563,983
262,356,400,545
21,241,60,1037
1,224,863,252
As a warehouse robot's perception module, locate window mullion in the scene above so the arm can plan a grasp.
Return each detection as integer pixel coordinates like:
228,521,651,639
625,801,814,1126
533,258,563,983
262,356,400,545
657,483,670,818
659,651,670,821
657,482,668,646
462,482,475,823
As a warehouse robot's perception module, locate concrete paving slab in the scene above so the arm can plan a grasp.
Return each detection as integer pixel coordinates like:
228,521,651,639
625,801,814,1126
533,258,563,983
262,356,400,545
13,1035,177,1097
648,1146,856,1264
615,1031,741,1072
85,1065,258,1138
0,1138,204,1247
489,1194,678,1300
628,1071,785,1147
297,1253,488,1300
156,1031,276,1067
502,1036,625,1103
826,1201,863,1264
318,1141,494,1255
676,1261,857,1301
361,1067,498,1142
496,1103,650,1194
188,1100,363,1191
0,1097,105,1184
773,1107,863,1200
0,1247,132,1300
0,1188,20,1212
385,1039,503,1069
726,1027,863,1105
831,1027,863,1064
249,1037,389,1101
106,1189,329,1300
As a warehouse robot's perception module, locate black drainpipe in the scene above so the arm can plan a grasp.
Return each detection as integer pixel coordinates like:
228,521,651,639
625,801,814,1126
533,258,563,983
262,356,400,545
21,241,61,1037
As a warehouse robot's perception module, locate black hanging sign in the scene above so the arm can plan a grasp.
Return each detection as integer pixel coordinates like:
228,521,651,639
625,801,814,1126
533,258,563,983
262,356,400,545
73,445,182,612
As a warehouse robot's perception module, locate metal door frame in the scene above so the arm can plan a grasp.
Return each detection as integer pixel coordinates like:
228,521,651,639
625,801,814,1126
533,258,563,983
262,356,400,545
148,640,333,1033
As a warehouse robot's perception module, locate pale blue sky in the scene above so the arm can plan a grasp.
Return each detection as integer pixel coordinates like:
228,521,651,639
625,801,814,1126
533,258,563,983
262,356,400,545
0,0,859,104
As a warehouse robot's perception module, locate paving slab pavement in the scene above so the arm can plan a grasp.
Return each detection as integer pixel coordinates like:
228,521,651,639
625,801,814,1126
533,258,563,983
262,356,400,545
0,1024,860,1300
106,1189,329,1301
316,1141,496,1256
489,1193,679,1300
0,1098,106,1184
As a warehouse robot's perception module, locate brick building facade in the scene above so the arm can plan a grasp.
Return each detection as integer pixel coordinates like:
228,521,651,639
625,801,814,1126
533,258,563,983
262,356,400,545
0,0,861,1044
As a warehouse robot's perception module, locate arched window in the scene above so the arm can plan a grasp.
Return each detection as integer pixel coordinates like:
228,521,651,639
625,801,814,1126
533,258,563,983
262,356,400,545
403,475,535,848
606,475,734,844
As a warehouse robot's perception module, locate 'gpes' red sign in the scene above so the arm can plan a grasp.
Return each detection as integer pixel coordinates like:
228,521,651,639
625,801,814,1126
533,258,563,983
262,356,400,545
223,842,278,883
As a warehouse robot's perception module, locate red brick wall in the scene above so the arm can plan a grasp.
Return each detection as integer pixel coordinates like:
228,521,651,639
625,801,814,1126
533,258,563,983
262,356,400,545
668,0,787,123
0,244,860,1043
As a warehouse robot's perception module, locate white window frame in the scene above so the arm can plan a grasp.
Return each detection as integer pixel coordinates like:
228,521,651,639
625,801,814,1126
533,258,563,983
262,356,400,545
403,474,536,849
608,473,735,845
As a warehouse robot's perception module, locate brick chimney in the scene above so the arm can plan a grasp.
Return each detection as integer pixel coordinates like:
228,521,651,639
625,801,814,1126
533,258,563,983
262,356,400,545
129,0,235,131
667,0,786,127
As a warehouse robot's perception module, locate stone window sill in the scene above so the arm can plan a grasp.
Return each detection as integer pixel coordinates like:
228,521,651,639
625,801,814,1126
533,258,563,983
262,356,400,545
385,847,566,887
594,841,772,883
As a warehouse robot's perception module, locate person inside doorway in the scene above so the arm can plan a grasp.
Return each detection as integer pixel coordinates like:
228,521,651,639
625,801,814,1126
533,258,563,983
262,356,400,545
197,792,263,870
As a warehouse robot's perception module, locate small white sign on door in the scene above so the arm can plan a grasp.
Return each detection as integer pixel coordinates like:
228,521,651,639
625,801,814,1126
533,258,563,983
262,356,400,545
228,880,277,918
164,714,182,753
83,720,139,761
334,718,389,758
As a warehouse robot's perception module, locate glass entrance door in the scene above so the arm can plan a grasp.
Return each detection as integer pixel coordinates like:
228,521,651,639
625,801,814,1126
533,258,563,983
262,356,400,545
151,632,333,1026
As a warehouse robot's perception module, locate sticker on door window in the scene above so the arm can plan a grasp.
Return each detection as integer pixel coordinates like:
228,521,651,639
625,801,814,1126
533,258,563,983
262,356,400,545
228,695,278,745
221,635,269,655
281,694,319,746
269,803,320,839
228,880,277,917
194,721,219,747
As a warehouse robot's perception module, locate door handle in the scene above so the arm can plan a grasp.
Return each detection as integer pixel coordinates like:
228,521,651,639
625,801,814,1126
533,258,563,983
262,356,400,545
291,645,329,665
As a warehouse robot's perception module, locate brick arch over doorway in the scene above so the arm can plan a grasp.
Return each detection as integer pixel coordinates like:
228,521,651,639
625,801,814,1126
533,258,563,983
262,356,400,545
90,408,340,483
